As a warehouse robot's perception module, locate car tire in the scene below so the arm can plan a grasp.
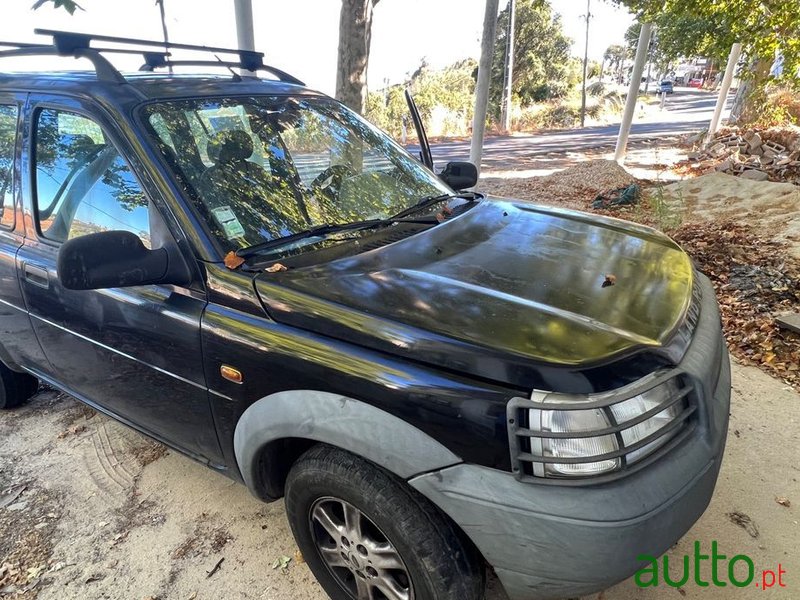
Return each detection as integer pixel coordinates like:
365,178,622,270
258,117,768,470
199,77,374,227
0,363,39,410
285,444,484,600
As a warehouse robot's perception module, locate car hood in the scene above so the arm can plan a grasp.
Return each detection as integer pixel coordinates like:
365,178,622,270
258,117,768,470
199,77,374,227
254,199,695,392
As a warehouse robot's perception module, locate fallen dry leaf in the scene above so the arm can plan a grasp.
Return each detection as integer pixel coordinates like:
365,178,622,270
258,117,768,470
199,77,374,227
57,424,86,439
265,263,288,273
271,555,292,571
224,251,245,270
775,496,791,508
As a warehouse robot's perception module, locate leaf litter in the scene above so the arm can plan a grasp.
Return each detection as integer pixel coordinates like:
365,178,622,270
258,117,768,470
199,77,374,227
671,222,800,391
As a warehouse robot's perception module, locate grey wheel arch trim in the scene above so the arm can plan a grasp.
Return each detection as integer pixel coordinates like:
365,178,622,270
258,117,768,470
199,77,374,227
233,390,462,499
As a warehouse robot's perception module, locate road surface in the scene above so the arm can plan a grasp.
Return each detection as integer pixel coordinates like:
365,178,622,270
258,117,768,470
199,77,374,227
410,88,730,172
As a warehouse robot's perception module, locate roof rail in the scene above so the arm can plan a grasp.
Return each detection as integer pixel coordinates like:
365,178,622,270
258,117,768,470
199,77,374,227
138,57,304,86
0,30,304,86
35,29,305,85
0,44,127,83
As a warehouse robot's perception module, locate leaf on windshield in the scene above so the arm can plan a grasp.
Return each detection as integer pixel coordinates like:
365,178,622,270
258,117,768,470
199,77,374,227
224,251,245,270
602,274,617,288
265,263,288,273
436,206,454,223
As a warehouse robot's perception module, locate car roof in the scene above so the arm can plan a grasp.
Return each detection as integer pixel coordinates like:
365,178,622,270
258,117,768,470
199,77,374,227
0,71,320,102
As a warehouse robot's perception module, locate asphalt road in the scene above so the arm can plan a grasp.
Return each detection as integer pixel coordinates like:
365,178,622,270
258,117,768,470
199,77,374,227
411,88,730,171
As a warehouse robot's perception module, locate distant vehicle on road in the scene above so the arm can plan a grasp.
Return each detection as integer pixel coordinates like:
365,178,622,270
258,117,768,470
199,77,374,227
656,80,674,94
688,78,705,88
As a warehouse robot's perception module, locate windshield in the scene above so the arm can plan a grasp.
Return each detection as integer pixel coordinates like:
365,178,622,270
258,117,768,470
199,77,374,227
141,96,451,253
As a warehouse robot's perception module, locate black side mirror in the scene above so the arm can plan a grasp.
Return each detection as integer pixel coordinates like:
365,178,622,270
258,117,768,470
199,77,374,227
57,230,191,290
439,161,478,190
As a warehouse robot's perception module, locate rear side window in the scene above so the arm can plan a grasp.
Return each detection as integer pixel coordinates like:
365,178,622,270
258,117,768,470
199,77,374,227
34,108,151,246
0,104,18,229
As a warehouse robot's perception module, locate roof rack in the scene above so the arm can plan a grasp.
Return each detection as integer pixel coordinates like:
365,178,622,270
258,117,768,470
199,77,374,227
0,29,304,86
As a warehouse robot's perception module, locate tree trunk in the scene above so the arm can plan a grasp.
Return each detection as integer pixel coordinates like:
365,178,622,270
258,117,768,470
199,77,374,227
335,0,379,114
730,58,771,124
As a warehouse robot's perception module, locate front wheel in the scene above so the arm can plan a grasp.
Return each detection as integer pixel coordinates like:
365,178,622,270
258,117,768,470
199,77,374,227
285,445,484,600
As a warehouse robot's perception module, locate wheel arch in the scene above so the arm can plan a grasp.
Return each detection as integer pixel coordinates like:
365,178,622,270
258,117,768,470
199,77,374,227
233,390,462,501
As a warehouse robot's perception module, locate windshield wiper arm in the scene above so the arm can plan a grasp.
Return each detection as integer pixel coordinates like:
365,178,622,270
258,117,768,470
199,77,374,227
235,217,436,259
391,191,483,220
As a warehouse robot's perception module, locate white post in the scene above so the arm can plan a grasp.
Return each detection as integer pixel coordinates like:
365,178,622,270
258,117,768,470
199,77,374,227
579,0,591,127
233,0,256,76
501,0,516,132
470,0,501,176
614,22,652,164
708,42,742,137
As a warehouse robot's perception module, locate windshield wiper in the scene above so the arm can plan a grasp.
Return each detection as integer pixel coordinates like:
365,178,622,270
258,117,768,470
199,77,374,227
391,191,483,220
235,217,437,259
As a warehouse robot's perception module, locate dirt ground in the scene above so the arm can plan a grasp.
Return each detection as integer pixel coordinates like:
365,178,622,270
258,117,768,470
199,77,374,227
0,361,797,600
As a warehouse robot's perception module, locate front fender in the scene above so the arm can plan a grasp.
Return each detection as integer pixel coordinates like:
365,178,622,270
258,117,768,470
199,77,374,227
233,390,462,500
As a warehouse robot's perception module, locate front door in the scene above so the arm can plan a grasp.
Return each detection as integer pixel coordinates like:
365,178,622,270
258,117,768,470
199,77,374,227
16,96,221,463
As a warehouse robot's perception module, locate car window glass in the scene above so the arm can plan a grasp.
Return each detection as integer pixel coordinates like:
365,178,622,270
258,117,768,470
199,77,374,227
281,109,392,186
34,109,151,247
0,104,18,229
142,97,449,253
149,112,176,152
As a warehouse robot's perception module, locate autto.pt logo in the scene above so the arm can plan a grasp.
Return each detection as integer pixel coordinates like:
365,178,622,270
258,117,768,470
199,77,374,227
636,541,788,590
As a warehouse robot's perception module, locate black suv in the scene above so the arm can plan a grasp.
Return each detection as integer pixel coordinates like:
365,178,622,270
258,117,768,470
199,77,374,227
0,31,730,600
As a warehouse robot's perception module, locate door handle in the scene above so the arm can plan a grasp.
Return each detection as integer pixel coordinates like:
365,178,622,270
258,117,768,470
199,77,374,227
22,263,50,289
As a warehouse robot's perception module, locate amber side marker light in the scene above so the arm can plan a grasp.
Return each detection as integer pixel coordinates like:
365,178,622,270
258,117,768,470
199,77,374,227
220,365,243,384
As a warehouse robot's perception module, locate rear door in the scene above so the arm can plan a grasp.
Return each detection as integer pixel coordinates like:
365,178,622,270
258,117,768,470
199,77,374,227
0,92,49,370
16,94,222,463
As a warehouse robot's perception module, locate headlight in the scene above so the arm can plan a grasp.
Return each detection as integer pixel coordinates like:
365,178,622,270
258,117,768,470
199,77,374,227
530,407,620,477
610,380,684,464
519,377,692,480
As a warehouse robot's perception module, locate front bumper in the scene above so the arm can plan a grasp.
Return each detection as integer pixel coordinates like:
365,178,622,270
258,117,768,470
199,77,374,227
409,274,731,600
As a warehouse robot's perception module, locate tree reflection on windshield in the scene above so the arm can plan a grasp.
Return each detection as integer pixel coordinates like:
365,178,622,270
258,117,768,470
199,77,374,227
142,96,450,253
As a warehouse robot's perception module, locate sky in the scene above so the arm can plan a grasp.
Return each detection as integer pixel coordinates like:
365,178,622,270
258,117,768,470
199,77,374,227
2,0,635,95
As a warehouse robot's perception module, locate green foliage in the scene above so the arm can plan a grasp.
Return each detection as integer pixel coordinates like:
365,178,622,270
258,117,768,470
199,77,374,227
490,0,575,113
616,0,800,123
624,23,674,77
603,44,627,82
32,0,83,14
616,1,800,84
365,59,478,138
515,91,623,131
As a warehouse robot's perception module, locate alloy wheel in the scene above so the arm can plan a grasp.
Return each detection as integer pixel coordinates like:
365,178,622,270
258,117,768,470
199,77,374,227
309,496,414,600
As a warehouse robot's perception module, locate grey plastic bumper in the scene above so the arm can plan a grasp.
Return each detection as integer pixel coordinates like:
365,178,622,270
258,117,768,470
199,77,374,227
409,275,731,600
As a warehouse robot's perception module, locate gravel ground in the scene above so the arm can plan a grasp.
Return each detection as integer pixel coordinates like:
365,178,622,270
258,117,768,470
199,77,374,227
0,361,797,600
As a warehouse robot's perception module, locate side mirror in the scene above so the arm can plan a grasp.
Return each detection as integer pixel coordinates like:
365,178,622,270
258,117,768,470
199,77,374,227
439,161,478,190
57,230,191,290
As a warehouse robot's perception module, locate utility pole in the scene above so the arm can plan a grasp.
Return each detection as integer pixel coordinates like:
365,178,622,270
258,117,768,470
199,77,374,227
470,0,500,176
708,42,742,138
643,30,656,94
579,0,591,127
614,22,652,163
501,0,516,132
233,0,255,76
